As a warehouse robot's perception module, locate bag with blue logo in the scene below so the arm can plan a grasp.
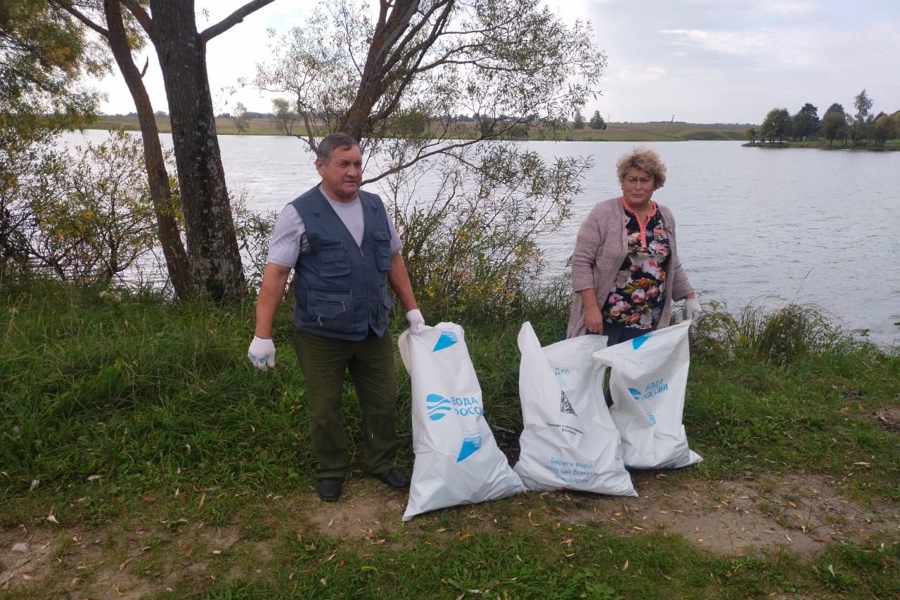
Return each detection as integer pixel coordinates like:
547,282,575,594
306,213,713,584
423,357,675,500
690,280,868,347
592,320,702,469
398,322,526,521
513,322,636,496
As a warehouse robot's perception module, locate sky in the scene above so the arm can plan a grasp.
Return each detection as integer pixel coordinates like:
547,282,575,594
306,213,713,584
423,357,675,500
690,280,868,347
93,0,900,125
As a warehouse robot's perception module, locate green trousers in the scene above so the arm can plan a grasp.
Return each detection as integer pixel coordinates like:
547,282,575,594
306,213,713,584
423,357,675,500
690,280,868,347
292,328,399,479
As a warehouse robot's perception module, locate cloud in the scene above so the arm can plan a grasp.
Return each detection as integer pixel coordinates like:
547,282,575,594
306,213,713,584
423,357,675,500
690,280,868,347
577,0,900,122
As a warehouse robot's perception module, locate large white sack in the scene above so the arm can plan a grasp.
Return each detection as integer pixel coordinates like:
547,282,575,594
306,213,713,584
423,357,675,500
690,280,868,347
593,320,702,469
513,322,636,496
398,322,525,521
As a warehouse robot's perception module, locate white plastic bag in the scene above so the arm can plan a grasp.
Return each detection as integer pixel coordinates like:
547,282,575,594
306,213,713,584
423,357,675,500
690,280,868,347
593,320,702,469
513,322,636,496
398,322,525,521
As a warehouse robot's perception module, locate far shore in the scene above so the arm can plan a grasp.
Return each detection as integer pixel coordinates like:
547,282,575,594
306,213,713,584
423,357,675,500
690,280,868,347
742,140,900,151
92,115,751,142
90,115,899,148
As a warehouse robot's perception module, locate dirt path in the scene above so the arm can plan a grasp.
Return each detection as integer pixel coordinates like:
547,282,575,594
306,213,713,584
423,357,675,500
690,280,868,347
2,472,897,598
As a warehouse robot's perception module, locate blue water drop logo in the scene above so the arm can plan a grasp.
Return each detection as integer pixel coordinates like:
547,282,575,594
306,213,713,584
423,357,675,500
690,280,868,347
632,332,652,350
426,394,453,421
457,434,483,462
433,331,458,352
628,387,642,401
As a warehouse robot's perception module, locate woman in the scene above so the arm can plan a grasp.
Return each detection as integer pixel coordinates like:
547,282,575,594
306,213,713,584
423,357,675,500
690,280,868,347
567,148,700,345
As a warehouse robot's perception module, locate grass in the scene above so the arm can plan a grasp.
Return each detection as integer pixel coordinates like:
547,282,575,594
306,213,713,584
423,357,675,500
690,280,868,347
1,278,898,599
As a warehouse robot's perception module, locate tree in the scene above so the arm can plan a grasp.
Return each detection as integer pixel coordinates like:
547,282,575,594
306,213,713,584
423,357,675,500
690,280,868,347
853,89,873,123
573,110,585,130
56,1,279,302
28,130,161,285
851,89,874,147
271,97,299,135
255,0,607,318
791,103,819,141
871,112,895,148
0,0,101,122
820,110,849,146
744,127,757,144
256,0,605,162
760,108,792,143
589,110,607,130
233,102,250,134
1,0,101,274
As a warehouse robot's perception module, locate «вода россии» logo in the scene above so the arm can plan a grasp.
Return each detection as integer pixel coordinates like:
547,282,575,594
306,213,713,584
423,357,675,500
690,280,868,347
425,394,483,421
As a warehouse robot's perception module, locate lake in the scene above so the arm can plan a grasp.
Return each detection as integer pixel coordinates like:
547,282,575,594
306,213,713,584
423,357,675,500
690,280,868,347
68,131,900,349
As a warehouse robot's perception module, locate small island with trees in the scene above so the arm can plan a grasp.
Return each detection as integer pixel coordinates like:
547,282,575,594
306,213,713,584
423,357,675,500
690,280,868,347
745,89,899,149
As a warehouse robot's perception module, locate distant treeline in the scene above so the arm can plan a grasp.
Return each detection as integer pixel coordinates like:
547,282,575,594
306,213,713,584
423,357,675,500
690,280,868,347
749,89,899,148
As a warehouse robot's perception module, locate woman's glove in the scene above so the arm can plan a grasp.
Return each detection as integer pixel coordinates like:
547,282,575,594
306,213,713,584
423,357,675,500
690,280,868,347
406,309,426,333
684,298,702,322
248,336,276,371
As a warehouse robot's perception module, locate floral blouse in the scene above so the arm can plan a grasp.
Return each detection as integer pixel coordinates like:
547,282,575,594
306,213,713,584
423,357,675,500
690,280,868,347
601,202,671,330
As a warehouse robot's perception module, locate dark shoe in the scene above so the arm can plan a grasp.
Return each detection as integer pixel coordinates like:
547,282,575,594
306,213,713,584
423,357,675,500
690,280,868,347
317,477,343,502
374,468,409,491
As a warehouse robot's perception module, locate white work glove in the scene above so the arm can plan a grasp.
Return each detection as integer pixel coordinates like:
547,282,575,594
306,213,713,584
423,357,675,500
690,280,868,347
406,309,426,333
684,298,702,323
247,336,276,371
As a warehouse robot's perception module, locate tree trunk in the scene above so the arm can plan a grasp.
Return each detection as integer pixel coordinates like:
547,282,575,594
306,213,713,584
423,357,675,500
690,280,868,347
102,0,192,299
339,0,423,141
148,0,246,302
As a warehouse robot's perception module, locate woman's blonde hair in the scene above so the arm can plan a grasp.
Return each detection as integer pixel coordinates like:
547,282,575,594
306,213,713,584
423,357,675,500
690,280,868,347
616,148,666,189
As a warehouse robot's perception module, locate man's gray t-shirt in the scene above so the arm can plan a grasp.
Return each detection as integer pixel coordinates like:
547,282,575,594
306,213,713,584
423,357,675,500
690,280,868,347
267,185,402,268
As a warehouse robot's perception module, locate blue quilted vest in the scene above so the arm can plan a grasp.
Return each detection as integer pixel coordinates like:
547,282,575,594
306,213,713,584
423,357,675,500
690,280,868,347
290,187,394,340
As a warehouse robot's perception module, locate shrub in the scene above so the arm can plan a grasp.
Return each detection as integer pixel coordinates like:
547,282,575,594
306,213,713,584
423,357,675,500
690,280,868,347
691,300,873,365
384,143,586,324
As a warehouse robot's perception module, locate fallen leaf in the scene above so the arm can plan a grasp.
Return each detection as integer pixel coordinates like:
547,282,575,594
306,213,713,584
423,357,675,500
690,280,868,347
623,559,629,571
119,556,138,571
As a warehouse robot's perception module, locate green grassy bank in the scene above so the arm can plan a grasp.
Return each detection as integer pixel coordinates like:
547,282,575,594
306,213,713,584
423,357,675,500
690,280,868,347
1,280,898,599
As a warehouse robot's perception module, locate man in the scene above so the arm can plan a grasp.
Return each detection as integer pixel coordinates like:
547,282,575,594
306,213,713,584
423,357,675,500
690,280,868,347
247,132,425,502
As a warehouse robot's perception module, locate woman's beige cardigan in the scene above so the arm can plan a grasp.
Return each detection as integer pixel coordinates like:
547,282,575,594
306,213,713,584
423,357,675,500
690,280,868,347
567,197,695,338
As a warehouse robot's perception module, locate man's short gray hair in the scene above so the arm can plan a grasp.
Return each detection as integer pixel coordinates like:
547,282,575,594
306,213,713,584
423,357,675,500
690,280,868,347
316,133,359,163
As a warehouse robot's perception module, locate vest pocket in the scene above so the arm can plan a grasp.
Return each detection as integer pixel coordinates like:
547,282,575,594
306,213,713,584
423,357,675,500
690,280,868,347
317,242,351,277
372,231,392,271
307,289,353,333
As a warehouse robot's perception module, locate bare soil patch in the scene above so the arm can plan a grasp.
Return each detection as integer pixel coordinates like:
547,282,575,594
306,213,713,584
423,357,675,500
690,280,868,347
872,406,900,430
2,472,897,598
